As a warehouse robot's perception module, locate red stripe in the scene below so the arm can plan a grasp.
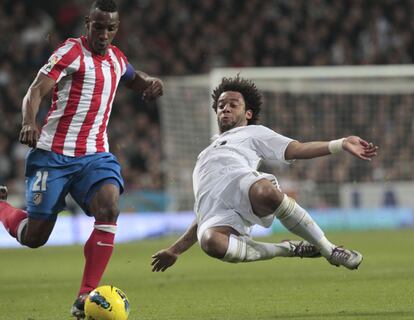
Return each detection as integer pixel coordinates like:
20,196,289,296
74,58,104,156
47,41,79,81
51,54,85,154
96,58,117,152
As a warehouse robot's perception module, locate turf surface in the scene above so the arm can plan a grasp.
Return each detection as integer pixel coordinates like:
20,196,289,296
1,229,413,320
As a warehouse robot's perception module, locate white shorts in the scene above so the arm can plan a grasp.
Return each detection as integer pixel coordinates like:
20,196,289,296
196,171,280,241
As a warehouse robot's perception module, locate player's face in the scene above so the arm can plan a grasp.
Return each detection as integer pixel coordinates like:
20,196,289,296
217,91,252,133
86,8,119,56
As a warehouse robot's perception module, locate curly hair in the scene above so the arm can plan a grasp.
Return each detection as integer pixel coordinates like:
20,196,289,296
211,76,262,125
90,0,118,13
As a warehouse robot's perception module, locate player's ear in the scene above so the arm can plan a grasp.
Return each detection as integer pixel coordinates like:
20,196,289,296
246,109,253,120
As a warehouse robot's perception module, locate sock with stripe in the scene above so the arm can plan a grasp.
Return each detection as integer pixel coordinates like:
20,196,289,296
222,234,295,262
274,194,335,258
0,201,28,242
78,221,117,295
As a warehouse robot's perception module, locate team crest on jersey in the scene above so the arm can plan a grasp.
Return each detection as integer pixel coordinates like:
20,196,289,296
44,54,61,72
33,193,42,206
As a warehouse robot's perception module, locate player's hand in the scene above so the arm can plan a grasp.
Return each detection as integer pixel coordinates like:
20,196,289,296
19,124,39,148
343,136,378,161
151,248,178,272
142,78,164,101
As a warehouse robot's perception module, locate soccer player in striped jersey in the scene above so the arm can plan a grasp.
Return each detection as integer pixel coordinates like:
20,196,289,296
151,76,378,273
0,0,163,318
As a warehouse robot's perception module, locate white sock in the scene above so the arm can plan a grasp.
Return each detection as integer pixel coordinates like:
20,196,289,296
274,195,335,258
222,234,295,263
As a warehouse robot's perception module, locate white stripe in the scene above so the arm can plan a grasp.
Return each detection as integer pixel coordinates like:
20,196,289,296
86,60,113,154
102,50,124,151
17,218,28,244
63,47,94,156
120,55,126,75
95,224,117,234
109,49,123,81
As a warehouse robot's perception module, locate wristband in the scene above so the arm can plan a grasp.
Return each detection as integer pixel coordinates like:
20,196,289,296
328,138,345,154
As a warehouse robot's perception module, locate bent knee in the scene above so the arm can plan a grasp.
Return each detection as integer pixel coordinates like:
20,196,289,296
94,205,120,222
23,235,48,248
250,181,284,213
200,230,228,259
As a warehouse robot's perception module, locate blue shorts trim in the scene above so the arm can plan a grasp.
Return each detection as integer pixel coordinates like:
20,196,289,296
25,149,124,219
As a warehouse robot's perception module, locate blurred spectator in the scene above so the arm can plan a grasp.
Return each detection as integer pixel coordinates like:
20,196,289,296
1,0,414,208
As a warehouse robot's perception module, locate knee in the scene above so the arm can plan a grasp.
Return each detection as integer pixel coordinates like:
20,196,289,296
200,230,227,259
94,205,120,222
250,183,283,211
23,235,48,248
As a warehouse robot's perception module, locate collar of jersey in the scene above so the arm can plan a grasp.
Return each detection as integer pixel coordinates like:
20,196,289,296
210,125,248,141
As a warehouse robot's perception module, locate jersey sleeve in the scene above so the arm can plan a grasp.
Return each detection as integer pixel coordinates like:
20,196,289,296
251,125,295,163
40,39,81,82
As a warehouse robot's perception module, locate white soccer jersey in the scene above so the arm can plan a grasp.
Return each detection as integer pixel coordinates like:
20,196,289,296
37,36,128,156
193,125,294,205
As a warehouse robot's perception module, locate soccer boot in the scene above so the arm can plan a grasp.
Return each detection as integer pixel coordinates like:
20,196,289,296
282,240,322,258
328,247,363,270
71,293,89,319
0,186,7,201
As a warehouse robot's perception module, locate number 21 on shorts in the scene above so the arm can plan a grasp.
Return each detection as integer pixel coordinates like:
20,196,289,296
32,171,48,191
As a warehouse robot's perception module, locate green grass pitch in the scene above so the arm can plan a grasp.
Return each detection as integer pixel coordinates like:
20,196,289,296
1,229,413,320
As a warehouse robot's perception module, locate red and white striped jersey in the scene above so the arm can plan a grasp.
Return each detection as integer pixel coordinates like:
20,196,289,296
38,36,128,157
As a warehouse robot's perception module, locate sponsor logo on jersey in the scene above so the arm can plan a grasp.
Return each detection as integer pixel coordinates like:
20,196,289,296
44,54,61,72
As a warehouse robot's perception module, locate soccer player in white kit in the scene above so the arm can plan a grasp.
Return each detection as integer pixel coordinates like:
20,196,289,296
152,76,378,272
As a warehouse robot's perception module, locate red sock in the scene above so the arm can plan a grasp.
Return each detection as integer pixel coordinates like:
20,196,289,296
78,221,117,295
0,202,28,238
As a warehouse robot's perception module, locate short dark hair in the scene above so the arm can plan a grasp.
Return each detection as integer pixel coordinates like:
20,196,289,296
90,0,118,13
211,75,262,125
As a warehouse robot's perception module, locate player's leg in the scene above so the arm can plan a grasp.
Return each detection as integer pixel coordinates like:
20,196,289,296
199,223,320,263
80,181,120,295
1,191,55,247
71,180,120,319
249,178,362,269
1,150,67,247
70,153,123,318
21,217,57,248
0,186,28,242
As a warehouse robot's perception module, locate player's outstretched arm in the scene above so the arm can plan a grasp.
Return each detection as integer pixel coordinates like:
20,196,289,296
124,69,163,101
151,218,198,272
20,73,56,148
285,136,378,161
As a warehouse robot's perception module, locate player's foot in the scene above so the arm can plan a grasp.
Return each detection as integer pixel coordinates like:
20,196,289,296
282,240,321,258
0,186,7,201
328,247,363,270
71,293,89,319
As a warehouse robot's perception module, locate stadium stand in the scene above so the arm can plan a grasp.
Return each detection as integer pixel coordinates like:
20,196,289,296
1,0,413,209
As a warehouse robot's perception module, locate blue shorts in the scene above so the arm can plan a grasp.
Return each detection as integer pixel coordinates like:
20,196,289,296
25,149,124,220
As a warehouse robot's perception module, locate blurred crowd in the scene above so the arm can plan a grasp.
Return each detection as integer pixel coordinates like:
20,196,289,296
1,0,414,205
264,93,413,182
